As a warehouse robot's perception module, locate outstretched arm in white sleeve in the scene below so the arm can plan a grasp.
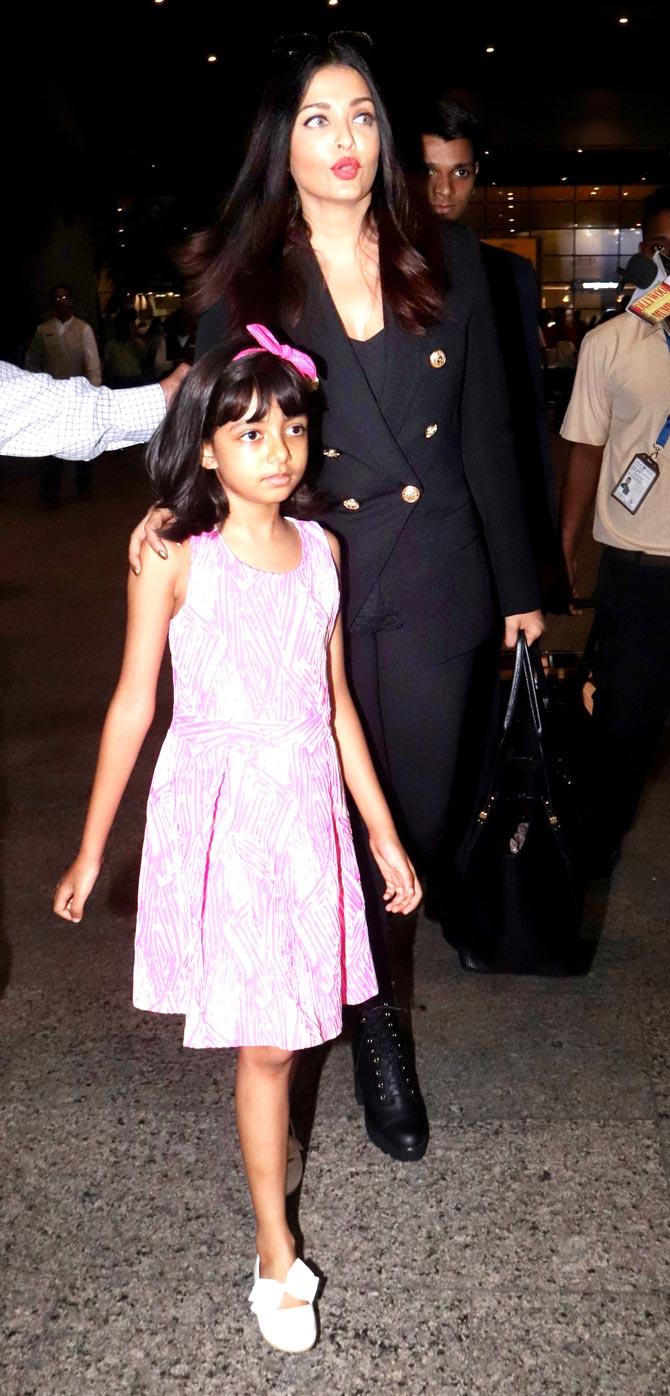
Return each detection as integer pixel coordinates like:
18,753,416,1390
0,361,188,460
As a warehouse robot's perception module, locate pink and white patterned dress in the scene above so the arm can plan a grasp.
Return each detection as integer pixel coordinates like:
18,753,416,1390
133,519,377,1049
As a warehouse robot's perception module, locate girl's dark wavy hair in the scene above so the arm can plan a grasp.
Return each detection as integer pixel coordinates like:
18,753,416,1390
182,40,445,334
146,340,322,543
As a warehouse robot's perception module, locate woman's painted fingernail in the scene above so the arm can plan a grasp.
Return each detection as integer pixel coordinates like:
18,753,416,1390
159,550,168,560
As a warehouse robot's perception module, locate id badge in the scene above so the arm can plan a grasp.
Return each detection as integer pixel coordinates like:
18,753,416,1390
611,454,660,514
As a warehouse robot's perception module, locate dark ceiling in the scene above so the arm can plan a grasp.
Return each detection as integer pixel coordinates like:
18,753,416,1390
14,0,668,196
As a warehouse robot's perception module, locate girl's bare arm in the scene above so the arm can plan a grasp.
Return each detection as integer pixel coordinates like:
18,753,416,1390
54,541,185,921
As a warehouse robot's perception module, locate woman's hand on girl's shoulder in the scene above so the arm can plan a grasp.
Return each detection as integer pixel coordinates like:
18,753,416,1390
128,536,189,620
53,853,102,923
128,506,175,575
129,535,185,584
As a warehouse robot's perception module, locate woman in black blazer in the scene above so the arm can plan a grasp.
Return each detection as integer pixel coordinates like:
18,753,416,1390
136,40,544,1164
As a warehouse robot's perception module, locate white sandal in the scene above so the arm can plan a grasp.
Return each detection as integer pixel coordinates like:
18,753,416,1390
249,1255,319,1352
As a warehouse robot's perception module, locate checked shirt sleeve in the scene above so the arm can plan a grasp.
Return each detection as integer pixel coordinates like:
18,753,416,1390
0,363,165,460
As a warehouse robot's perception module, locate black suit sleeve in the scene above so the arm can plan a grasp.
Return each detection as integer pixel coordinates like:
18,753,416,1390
455,233,541,616
195,300,230,360
513,256,555,520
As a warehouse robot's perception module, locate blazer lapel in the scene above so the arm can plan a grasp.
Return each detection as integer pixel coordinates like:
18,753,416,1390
291,251,422,488
378,310,424,439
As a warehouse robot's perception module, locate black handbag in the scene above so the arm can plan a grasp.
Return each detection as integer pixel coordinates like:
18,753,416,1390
454,636,585,974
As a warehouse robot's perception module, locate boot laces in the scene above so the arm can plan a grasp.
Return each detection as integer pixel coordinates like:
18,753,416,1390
361,1005,417,1104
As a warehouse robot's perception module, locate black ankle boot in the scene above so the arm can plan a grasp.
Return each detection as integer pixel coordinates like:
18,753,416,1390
352,1003,429,1162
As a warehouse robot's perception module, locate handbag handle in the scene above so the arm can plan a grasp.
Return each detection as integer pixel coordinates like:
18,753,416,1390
503,635,543,736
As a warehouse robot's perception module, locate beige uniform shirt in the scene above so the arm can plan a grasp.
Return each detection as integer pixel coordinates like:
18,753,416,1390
560,313,670,555
25,316,102,387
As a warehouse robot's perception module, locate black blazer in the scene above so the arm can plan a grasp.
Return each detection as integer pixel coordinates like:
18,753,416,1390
197,223,540,659
480,243,558,569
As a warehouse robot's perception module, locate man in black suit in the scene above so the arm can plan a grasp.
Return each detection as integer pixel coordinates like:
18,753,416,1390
419,98,561,603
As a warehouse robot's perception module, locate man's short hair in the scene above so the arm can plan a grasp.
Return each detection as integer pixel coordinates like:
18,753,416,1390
641,187,670,238
50,282,74,300
420,97,483,165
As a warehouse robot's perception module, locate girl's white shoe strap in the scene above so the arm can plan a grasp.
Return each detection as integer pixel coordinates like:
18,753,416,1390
249,1259,318,1315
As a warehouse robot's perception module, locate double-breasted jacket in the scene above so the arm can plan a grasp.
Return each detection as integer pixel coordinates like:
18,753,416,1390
197,222,540,660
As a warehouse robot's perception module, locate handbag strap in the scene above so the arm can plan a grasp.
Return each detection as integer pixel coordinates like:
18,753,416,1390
471,635,563,843
503,636,543,736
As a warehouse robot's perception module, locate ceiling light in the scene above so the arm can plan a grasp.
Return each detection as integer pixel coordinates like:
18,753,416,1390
619,15,628,22
577,147,583,154
484,149,490,156
623,190,629,196
207,54,217,63
485,46,494,54
561,176,568,182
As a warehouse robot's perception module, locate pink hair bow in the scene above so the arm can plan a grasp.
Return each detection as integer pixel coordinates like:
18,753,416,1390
233,323,319,383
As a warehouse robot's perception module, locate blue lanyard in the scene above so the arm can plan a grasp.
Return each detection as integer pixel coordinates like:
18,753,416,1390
654,330,670,454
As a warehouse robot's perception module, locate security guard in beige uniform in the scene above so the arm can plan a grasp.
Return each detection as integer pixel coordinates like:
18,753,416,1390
560,187,670,873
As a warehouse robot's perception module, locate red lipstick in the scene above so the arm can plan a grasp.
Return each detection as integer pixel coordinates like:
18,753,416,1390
331,158,361,180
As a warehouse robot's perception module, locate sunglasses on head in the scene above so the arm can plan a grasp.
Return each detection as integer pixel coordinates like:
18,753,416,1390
272,30,373,62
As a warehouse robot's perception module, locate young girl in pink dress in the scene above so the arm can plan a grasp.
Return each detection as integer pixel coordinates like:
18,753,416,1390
54,327,421,1354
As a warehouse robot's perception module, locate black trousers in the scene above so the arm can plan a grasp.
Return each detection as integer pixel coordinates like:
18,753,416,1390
589,547,670,849
345,606,498,996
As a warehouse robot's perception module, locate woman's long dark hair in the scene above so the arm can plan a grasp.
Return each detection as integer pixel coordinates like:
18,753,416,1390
146,340,321,542
183,41,445,334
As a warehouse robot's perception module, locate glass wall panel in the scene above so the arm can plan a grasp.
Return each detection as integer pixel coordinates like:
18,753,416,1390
575,228,620,254
620,228,642,256
575,201,619,226
529,202,577,228
537,230,575,255
574,255,620,280
576,185,620,201
543,256,577,280
531,186,574,202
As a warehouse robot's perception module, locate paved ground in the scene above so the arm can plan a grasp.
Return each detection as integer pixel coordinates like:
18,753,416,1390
1,449,669,1396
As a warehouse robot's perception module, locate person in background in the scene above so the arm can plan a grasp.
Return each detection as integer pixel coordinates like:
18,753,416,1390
418,97,561,604
103,306,147,389
560,186,670,875
143,317,170,381
25,284,103,506
163,305,197,369
0,359,187,460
